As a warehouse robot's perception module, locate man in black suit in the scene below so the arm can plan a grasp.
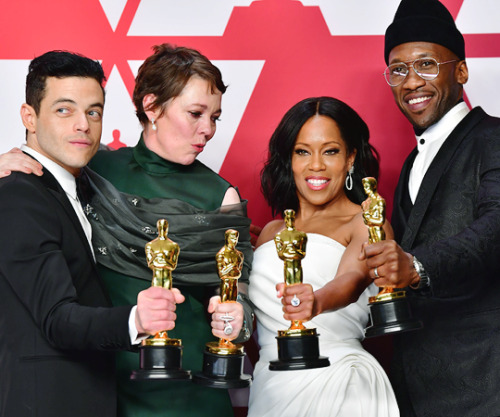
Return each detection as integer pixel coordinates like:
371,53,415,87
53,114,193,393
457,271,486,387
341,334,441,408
361,0,500,416
0,51,184,417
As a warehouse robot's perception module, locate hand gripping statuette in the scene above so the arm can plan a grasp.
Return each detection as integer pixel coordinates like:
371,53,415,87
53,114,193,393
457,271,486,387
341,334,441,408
130,219,191,380
361,177,422,338
193,229,252,388
269,209,330,371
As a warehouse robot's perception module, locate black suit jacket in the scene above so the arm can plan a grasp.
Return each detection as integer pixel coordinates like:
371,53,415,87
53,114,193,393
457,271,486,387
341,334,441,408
0,165,133,417
391,107,500,417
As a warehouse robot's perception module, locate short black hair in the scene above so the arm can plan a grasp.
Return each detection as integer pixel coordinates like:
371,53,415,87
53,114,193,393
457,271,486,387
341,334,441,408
261,97,379,217
26,50,105,114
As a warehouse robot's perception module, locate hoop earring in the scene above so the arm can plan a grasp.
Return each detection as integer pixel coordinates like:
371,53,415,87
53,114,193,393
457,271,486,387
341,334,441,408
151,118,157,131
345,166,354,191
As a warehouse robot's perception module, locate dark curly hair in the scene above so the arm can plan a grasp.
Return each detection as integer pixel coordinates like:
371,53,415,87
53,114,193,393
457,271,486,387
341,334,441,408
261,96,379,217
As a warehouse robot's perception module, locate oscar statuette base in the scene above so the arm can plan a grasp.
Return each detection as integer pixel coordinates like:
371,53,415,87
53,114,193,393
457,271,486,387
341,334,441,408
269,329,330,371
364,292,423,338
193,342,252,389
130,339,191,381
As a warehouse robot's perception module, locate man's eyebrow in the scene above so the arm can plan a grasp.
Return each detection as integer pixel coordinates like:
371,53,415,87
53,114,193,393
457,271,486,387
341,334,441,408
51,98,104,109
51,98,76,106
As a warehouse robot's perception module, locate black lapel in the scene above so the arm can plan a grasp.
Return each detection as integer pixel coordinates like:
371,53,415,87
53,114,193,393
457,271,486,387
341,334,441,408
392,147,418,244
400,107,487,249
27,154,98,267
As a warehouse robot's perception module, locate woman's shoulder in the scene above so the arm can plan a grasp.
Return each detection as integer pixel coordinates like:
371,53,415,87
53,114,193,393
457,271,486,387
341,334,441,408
303,202,362,244
193,160,231,183
255,219,284,249
348,210,394,242
90,146,133,170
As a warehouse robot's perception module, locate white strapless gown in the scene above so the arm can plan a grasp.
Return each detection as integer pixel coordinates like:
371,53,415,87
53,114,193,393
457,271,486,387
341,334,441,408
248,234,399,417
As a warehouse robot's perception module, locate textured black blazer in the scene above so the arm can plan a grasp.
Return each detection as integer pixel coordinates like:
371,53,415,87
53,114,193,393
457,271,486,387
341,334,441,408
391,107,500,417
0,165,133,417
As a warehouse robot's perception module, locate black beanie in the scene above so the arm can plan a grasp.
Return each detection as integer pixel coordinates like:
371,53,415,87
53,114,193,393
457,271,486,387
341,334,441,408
384,0,465,64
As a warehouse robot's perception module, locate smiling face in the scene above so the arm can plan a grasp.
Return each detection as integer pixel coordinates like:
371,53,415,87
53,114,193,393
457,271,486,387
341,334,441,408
143,76,222,165
388,42,468,130
292,115,355,210
22,76,104,176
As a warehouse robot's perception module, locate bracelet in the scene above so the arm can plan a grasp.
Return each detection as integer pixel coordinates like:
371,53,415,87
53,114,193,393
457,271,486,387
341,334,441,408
409,256,431,290
234,293,254,343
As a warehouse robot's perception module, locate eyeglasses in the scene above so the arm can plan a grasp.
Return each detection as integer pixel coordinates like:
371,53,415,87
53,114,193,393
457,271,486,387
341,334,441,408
384,58,458,87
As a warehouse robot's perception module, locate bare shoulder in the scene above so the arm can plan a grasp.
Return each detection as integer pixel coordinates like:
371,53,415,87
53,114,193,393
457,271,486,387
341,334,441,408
314,202,361,245
221,187,241,206
255,219,284,249
349,211,394,241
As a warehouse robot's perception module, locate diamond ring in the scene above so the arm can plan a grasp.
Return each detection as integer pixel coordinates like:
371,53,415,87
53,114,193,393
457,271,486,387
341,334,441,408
221,313,234,335
223,322,233,335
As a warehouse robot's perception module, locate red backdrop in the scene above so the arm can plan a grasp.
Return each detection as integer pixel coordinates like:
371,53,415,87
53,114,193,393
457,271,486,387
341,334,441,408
3,0,500,227
1,0,500,393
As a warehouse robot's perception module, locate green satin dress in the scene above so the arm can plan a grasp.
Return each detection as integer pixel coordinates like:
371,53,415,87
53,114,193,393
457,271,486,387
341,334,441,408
88,137,250,417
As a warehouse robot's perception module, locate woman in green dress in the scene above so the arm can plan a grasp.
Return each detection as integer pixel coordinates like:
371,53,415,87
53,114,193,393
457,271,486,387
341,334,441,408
87,44,253,417
1,44,253,417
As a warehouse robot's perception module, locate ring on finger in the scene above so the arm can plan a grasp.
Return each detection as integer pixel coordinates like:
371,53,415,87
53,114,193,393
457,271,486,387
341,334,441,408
291,294,301,307
374,267,380,278
221,313,234,335
220,313,234,322
223,322,233,335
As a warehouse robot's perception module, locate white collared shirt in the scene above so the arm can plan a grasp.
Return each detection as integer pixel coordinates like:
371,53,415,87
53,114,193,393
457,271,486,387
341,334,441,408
21,145,94,257
408,101,470,203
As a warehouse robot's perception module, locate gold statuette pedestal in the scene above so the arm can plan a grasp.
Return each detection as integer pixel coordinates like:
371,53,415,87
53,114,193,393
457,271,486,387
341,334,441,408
130,219,191,381
269,210,330,371
361,178,422,338
193,229,252,389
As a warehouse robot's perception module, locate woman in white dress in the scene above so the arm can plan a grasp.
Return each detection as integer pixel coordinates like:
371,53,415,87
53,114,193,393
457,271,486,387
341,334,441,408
248,97,399,417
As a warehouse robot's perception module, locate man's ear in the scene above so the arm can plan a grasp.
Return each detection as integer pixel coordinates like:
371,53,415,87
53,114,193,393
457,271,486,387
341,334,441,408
20,104,37,133
456,60,469,86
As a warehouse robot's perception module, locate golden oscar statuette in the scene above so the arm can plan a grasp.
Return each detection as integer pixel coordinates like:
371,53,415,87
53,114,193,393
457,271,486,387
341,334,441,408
193,229,252,388
362,177,423,338
130,219,191,380
269,209,330,371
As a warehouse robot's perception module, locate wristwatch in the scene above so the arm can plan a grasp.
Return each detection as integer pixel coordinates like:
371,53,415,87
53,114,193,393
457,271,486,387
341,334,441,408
409,256,431,290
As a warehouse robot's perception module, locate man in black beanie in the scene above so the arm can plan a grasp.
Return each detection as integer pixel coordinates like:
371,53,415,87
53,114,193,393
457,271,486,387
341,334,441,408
361,0,500,416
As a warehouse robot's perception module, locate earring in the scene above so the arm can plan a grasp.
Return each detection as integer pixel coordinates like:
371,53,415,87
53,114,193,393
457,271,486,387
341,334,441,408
345,166,354,191
151,118,157,131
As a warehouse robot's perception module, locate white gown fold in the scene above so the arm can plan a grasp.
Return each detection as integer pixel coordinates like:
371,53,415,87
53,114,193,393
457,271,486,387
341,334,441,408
248,233,399,417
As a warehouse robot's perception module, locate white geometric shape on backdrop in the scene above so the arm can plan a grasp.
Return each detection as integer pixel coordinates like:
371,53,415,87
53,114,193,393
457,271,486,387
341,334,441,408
464,57,500,118
128,0,256,36
198,60,265,173
99,0,128,31
101,65,143,148
456,0,500,34
0,60,30,153
298,0,401,35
